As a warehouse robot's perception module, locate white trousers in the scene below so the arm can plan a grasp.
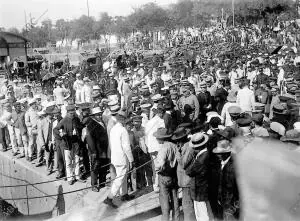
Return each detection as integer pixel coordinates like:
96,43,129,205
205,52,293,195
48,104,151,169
108,164,128,198
65,149,80,181
194,201,210,221
14,128,28,156
7,125,18,153
150,152,159,190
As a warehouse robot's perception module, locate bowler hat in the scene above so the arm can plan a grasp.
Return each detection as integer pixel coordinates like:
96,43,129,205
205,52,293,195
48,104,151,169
153,128,172,139
171,127,190,141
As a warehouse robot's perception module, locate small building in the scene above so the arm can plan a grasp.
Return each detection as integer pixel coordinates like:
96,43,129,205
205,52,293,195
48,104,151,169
0,32,29,67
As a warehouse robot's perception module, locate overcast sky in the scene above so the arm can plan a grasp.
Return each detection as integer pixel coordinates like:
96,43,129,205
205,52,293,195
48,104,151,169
0,0,177,29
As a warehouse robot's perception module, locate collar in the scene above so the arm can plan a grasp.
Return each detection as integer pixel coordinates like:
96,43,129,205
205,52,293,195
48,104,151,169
196,148,208,158
221,156,231,166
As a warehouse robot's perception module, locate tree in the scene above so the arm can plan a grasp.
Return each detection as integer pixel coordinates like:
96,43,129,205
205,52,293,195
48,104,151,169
112,16,132,42
72,15,95,42
7,27,20,35
129,3,170,34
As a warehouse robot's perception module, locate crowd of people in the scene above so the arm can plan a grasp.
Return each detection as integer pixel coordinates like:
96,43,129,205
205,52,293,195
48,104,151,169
1,21,300,221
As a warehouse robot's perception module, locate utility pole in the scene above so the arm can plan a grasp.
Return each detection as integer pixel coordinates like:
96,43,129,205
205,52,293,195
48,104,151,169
232,0,235,27
24,10,27,32
87,0,90,17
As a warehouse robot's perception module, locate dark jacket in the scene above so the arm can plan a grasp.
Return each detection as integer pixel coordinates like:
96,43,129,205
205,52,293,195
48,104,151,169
215,87,228,114
185,149,210,202
53,115,84,151
209,157,239,214
84,117,108,159
197,91,211,114
163,111,178,134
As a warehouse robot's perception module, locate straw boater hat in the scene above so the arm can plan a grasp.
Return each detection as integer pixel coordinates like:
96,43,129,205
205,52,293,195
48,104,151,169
171,127,190,141
227,92,237,102
189,132,209,148
110,105,121,115
280,129,300,142
153,128,172,139
90,107,103,116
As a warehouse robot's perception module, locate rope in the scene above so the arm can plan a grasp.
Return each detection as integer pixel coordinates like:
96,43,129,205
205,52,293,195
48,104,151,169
0,145,145,188
0,162,112,188
0,156,155,201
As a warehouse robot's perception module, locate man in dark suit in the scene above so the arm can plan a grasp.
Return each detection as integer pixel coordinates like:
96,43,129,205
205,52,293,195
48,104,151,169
197,82,212,123
209,130,240,221
215,80,230,114
163,101,178,134
53,104,85,185
83,107,109,192
155,73,164,92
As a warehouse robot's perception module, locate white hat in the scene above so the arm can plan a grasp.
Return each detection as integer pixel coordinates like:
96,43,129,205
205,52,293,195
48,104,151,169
37,110,46,116
270,122,286,136
90,107,103,116
189,132,209,148
294,122,300,130
93,85,101,90
28,98,37,106
108,100,118,107
206,111,223,123
18,98,27,104
34,94,42,99
151,94,163,101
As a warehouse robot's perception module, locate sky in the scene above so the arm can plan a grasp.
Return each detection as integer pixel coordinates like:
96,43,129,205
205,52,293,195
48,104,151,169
0,0,178,29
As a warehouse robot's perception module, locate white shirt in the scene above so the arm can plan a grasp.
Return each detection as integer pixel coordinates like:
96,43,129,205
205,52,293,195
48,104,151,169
237,87,255,112
145,115,165,153
277,68,284,87
221,102,240,127
221,156,231,170
53,87,68,105
109,122,133,166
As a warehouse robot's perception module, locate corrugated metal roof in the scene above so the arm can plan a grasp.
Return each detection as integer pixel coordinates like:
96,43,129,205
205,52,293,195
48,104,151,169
0,32,29,44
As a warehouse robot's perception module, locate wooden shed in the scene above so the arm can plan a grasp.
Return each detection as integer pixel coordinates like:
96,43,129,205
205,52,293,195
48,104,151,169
0,32,29,65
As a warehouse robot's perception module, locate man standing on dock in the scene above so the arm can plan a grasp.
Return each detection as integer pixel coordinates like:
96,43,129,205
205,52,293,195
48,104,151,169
104,110,134,208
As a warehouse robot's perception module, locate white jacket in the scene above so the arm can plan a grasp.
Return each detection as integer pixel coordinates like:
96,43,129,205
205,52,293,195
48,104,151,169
109,122,133,166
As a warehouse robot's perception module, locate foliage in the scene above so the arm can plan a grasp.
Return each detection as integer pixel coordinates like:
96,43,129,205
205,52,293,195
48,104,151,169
3,0,297,47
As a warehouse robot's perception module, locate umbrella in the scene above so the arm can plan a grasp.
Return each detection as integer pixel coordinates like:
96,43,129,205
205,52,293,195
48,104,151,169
42,72,56,81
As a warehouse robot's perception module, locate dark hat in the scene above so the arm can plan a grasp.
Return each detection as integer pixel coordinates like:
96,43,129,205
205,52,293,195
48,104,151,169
76,103,92,110
252,113,264,124
236,117,252,127
217,127,236,140
45,106,61,114
66,104,75,112
171,127,190,141
178,122,193,129
153,127,172,139
132,115,143,123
